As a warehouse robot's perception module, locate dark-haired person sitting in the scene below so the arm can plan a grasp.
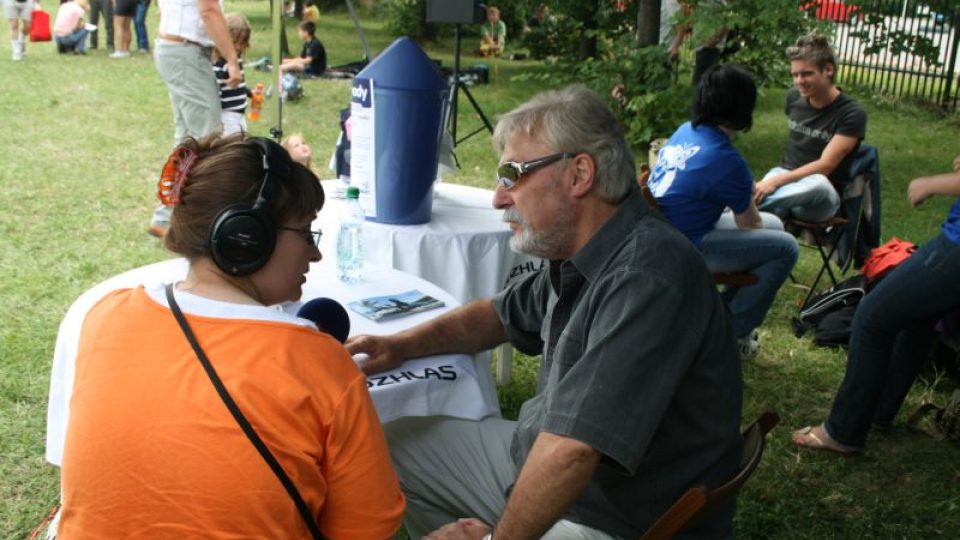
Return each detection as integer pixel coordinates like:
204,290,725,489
56,135,404,538
281,20,326,76
648,64,798,360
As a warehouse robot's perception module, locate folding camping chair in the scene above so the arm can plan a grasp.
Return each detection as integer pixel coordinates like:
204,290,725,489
787,143,881,311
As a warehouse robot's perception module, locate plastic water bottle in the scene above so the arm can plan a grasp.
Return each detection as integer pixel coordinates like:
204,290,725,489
337,186,364,283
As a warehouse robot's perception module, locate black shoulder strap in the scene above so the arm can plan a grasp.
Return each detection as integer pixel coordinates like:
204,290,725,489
165,284,323,540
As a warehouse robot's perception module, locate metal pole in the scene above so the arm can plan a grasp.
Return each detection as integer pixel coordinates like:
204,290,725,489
272,0,283,141
344,0,371,62
450,24,462,146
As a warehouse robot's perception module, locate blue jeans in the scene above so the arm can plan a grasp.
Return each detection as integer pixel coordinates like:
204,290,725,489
134,0,150,51
55,29,90,53
701,211,799,338
758,167,840,222
825,233,960,447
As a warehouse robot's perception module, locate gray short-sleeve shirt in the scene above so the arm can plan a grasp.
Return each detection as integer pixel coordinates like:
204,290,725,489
493,188,743,539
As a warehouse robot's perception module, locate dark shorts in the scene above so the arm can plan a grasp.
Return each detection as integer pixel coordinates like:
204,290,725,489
114,0,137,17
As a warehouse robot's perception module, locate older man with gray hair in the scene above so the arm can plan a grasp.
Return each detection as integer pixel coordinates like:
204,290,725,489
348,84,743,540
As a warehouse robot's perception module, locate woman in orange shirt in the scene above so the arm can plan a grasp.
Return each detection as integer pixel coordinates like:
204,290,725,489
58,134,404,539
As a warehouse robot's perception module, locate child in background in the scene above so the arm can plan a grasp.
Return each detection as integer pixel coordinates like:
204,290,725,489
282,133,313,168
302,0,319,23
214,13,251,136
280,20,326,76
478,5,506,57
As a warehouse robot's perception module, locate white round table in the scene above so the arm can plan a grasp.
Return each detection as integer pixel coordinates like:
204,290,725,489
45,258,500,467
318,180,544,383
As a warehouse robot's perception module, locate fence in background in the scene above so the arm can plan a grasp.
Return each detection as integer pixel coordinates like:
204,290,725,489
822,0,960,109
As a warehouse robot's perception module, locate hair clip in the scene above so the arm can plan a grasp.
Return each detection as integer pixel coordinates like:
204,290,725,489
157,146,199,206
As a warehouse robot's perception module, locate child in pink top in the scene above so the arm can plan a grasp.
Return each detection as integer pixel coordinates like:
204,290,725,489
54,0,91,54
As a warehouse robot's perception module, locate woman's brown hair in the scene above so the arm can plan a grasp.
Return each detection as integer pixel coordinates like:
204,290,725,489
164,134,324,260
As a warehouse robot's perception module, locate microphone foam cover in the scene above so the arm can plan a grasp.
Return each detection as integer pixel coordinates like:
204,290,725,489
296,297,351,343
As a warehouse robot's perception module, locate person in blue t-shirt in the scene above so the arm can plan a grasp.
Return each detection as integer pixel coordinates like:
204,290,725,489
648,64,798,360
793,155,960,456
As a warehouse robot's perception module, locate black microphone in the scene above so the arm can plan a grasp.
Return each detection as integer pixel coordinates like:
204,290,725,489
296,297,351,343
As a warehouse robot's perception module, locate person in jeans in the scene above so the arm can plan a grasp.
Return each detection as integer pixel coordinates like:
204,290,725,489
348,85,743,539
53,0,91,54
133,0,149,53
648,64,798,360
793,154,960,455
756,32,866,222
87,0,113,50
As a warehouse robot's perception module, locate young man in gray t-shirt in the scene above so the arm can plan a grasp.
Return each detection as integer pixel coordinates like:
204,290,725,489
755,32,867,222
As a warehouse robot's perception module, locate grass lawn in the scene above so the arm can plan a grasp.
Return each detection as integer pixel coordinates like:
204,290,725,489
1,2,959,538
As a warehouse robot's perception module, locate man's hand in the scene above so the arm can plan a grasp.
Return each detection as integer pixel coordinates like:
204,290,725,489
423,518,492,540
753,177,781,205
952,154,960,172
345,334,406,375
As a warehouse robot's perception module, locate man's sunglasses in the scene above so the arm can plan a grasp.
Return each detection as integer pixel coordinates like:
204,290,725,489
496,152,575,190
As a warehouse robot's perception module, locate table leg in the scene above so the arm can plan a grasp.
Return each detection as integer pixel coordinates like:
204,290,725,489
496,343,513,385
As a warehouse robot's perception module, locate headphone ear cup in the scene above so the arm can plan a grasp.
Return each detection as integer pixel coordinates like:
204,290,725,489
209,203,276,276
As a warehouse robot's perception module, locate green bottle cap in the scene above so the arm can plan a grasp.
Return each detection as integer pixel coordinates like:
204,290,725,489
346,186,360,199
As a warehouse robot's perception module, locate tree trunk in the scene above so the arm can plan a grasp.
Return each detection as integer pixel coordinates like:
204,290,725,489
578,0,600,60
636,0,662,47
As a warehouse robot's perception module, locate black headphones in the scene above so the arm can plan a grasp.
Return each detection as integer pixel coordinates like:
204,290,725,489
209,137,293,277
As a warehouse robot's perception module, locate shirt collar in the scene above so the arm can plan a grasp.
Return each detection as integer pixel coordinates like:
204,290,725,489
566,187,651,284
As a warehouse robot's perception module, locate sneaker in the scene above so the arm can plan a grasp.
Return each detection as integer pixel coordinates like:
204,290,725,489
737,330,760,361
12,41,22,61
147,222,169,238
109,50,131,59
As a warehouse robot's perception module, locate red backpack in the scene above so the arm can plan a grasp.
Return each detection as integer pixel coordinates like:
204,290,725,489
861,237,916,283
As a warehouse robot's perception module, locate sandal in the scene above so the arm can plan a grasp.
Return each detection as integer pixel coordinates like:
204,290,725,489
791,424,862,456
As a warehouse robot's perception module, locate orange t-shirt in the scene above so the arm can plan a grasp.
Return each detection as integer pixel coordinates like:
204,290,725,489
59,287,404,539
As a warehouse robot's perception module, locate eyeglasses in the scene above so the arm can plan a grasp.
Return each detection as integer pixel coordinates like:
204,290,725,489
280,226,323,247
496,152,576,190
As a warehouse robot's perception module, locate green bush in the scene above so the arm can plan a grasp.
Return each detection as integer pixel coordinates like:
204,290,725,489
521,14,579,60
380,0,439,41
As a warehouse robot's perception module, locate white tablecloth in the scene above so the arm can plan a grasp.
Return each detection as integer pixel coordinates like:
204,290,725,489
318,180,544,305
45,258,500,466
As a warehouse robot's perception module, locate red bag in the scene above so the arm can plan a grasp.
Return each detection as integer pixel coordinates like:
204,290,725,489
30,8,52,43
862,236,916,283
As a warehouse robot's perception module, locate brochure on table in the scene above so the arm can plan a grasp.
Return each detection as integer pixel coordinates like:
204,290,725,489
350,77,377,218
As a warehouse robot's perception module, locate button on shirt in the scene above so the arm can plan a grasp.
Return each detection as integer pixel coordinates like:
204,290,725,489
493,188,743,539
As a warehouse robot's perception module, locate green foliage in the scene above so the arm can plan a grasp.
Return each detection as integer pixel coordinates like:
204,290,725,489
517,30,688,147
684,0,817,85
379,0,439,41
521,12,580,60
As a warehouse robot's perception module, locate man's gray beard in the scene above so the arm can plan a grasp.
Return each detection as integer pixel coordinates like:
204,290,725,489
503,207,569,260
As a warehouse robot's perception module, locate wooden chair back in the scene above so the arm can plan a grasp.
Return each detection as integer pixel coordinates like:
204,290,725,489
638,410,780,540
